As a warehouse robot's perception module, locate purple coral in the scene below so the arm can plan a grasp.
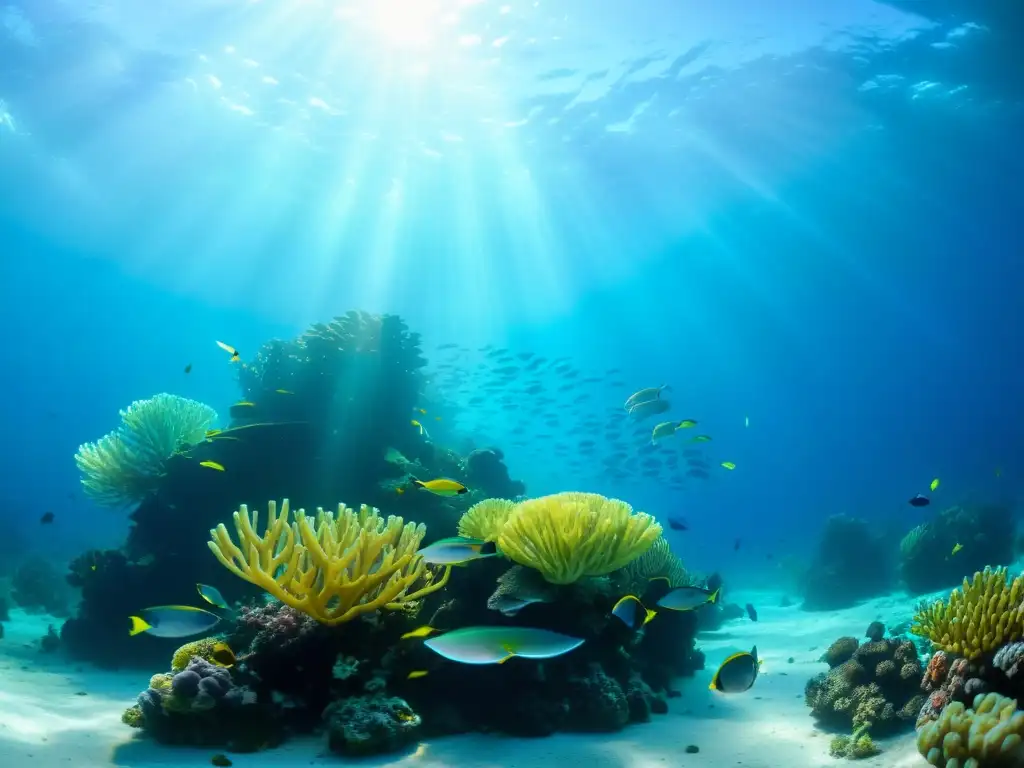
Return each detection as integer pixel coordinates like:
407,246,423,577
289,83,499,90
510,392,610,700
171,670,201,697
237,600,318,653
994,641,1024,679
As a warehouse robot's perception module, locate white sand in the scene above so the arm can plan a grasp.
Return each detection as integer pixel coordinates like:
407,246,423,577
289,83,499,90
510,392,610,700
0,593,929,768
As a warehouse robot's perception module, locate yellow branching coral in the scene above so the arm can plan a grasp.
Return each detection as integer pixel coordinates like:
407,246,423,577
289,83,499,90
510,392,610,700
911,566,1024,659
457,498,516,542
497,492,662,585
75,393,217,508
208,499,450,626
917,693,1024,766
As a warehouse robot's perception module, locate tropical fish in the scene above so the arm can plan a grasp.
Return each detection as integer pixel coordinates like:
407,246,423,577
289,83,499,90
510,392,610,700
628,398,671,421
745,603,758,621
40,511,54,524
196,584,230,610
216,341,240,362
951,543,963,556
909,494,930,508
395,487,405,495
184,363,192,374
667,515,688,532
412,478,468,497
401,625,438,640
690,435,712,443
930,478,940,492
275,389,294,395
611,595,656,630
709,646,760,693
651,419,698,443
407,670,429,679
229,401,257,418
624,385,670,411
417,537,498,565
209,641,236,668
487,595,545,616
656,585,720,612
422,626,585,664
129,605,221,638
721,461,736,470
411,419,429,438
199,461,225,471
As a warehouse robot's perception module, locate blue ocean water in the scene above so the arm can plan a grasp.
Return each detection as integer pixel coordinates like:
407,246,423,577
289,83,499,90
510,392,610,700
0,1,1022,761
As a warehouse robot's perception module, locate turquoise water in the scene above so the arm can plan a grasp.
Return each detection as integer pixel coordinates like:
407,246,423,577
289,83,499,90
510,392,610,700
0,1,1021,765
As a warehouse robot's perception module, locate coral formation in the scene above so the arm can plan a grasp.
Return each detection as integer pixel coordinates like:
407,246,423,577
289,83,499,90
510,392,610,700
75,393,217,508
899,503,1015,594
457,498,517,543
800,515,893,611
917,693,1024,766
208,499,451,625
497,492,662,584
619,535,691,594
911,567,1024,660
323,695,422,756
829,725,881,759
806,635,923,735
11,556,70,616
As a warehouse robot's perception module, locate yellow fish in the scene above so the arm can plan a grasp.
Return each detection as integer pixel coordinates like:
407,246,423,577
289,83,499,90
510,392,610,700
275,389,294,395
930,478,940,492
395,487,405,495
210,641,236,668
216,340,240,362
691,435,712,443
416,408,427,415
951,543,963,556
411,419,429,438
199,461,225,471
412,478,467,497
721,461,736,470
401,625,439,640
407,670,429,679
677,419,698,428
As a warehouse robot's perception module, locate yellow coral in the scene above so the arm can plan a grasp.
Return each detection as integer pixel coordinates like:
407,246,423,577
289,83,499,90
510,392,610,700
911,566,1024,659
171,637,219,672
208,499,451,626
496,492,661,585
149,673,173,691
457,498,516,542
917,693,1024,766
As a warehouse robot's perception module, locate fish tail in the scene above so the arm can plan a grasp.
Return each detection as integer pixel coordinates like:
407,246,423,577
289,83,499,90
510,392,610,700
128,616,150,636
709,588,720,604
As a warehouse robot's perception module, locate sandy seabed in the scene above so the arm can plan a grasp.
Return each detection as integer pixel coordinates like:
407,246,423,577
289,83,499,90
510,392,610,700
0,591,930,768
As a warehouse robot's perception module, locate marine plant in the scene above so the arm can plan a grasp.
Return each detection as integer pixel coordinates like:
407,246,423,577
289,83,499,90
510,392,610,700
617,535,690,594
911,566,1024,660
208,499,451,625
916,692,1024,766
75,393,217,508
457,498,516,542
496,491,662,585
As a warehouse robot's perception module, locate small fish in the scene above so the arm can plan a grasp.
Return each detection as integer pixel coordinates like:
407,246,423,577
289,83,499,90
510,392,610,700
930,478,940,492
690,435,712,443
407,670,429,679
651,419,699,443
909,494,930,508
951,543,963,556
656,586,720,612
745,603,758,621
274,389,294,395
721,461,736,470
417,537,498,565
229,401,257,418
744,415,749,427
395,487,405,495
709,646,760,693
423,626,585,664
411,419,430,438
196,584,229,610
628,398,672,421
40,511,54,525
624,385,670,411
668,515,688,532
129,606,222,638
205,429,222,440
415,408,427,415
412,478,467,497
488,595,545,616
611,595,657,630
199,461,225,471
216,341,241,362
184,363,193,374
210,641,236,668
401,625,439,640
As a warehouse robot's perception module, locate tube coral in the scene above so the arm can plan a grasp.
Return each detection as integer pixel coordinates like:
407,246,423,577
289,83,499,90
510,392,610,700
208,499,450,626
911,566,1024,660
496,492,661,585
75,393,217,508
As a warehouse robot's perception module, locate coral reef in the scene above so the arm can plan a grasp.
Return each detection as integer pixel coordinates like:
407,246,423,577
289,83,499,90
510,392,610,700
464,448,525,499
208,499,451,625
75,393,217,509
496,492,662,584
917,693,1024,766
806,635,924,735
11,556,71,616
323,695,422,756
829,725,881,759
800,515,893,611
911,567,1024,660
899,503,1015,594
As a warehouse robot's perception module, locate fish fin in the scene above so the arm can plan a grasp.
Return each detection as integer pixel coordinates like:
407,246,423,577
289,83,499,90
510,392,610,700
400,625,436,640
708,680,718,691
128,616,151,636
708,588,721,604
644,609,658,625
497,654,514,664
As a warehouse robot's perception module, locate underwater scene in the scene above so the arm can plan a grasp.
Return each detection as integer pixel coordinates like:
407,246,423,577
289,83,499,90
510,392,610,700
1,1,1023,767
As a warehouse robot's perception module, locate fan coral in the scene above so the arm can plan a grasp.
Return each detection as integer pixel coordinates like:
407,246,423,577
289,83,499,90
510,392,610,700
916,692,1024,766
618,536,690,594
75,393,217,508
497,492,661,585
486,565,557,615
911,566,1024,659
457,498,516,543
208,499,451,626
